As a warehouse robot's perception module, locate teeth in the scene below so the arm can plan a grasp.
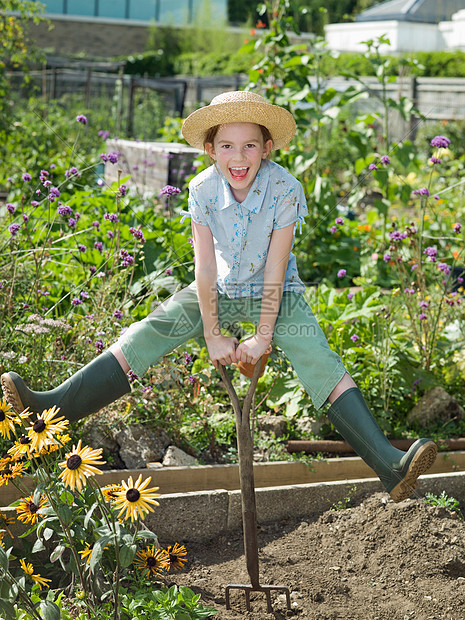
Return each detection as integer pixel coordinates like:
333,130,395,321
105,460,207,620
231,167,247,171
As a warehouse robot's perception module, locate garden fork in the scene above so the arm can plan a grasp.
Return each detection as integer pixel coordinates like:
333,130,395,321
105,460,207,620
219,358,291,613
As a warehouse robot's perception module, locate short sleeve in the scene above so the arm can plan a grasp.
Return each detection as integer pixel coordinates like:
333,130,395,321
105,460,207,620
273,181,308,231
188,182,209,226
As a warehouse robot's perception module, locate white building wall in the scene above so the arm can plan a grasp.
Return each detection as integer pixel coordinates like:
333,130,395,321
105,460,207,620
440,9,465,50
325,20,441,53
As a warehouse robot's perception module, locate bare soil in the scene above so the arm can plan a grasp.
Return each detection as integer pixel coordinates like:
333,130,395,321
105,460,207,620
168,493,465,620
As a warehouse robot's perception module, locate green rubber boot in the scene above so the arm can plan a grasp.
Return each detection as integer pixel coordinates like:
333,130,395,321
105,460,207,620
328,387,437,503
0,351,131,422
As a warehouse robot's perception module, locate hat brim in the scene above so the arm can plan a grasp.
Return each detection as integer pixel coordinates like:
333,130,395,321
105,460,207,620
182,101,296,150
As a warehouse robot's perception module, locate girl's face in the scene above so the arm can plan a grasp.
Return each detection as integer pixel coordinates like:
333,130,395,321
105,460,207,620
206,122,272,203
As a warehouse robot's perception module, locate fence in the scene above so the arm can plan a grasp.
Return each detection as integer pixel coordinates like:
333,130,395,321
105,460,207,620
7,68,465,141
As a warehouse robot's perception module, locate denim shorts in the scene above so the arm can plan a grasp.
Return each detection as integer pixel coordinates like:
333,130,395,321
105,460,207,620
118,282,346,409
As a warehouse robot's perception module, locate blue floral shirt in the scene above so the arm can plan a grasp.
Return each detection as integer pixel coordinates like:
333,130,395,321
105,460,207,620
187,159,308,299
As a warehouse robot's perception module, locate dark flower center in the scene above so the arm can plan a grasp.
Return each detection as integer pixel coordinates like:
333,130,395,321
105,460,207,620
28,502,39,513
1,468,12,476
33,419,46,433
0,411,5,422
66,454,82,470
126,488,140,503
147,557,157,567
20,435,32,445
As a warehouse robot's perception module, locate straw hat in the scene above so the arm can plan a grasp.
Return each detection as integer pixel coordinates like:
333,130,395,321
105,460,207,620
182,91,296,150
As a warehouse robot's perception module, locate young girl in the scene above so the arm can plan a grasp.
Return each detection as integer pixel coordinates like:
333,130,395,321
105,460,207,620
1,91,437,503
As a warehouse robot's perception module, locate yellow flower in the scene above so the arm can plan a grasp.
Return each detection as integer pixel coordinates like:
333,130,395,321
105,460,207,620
112,475,160,521
0,461,25,486
79,542,94,564
16,493,49,524
166,543,188,571
0,399,17,439
58,440,105,492
101,484,121,502
0,530,5,548
8,435,33,460
20,559,52,589
133,546,169,577
27,406,68,452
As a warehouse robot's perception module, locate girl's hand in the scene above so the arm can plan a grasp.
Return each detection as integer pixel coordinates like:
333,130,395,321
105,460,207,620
205,334,239,369
235,334,271,366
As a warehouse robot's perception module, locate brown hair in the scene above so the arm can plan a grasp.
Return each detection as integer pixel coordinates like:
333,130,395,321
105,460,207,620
203,124,273,150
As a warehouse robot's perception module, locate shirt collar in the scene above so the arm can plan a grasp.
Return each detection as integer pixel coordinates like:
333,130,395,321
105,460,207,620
217,160,270,213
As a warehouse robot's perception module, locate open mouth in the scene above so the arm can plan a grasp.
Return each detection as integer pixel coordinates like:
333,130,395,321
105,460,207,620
229,167,249,181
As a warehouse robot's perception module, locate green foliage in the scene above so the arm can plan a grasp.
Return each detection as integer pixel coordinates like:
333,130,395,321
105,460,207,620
424,491,463,519
331,485,358,511
121,585,218,619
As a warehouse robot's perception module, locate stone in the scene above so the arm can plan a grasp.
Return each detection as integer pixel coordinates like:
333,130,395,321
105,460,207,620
115,424,171,469
162,445,197,467
256,414,287,438
295,414,328,437
407,386,464,427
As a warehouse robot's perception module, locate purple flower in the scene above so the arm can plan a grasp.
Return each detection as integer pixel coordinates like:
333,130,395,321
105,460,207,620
93,220,100,230
347,291,354,300
128,370,138,383
337,269,347,278
430,135,450,149
104,212,119,223
159,185,181,197
57,204,72,217
418,313,427,320
6,203,15,214
48,187,61,202
330,225,337,234
368,163,378,171
423,246,437,262
108,152,119,164
165,268,173,276
43,179,52,188
453,223,462,234
419,300,429,309
80,291,89,299
40,170,49,182
8,223,21,236
95,338,104,353
383,253,391,263
23,214,29,223
130,226,146,242
71,297,82,306
183,351,192,363
22,173,32,182
404,287,415,295
389,230,407,241
118,185,128,197
438,262,451,275
65,166,80,178
31,200,39,207
350,334,359,342
120,249,135,267
113,309,123,319
430,157,441,165
187,375,198,384
94,241,103,253
68,217,77,228
98,129,110,140
335,217,344,225
380,155,390,165
107,230,115,239
76,114,87,125
413,187,430,197
78,244,87,252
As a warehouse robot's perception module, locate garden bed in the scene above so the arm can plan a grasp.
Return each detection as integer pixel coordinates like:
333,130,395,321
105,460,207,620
166,491,465,619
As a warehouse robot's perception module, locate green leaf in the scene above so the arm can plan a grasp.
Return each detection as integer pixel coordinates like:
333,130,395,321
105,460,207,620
119,543,137,568
43,527,55,541
0,545,9,570
56,503,72,525
40,600,61,620
50,544,66,563
84,501,99,528
32,538,46,553
0,599,16,620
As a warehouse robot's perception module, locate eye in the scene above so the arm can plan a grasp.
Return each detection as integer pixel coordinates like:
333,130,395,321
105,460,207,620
245,143,257,149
